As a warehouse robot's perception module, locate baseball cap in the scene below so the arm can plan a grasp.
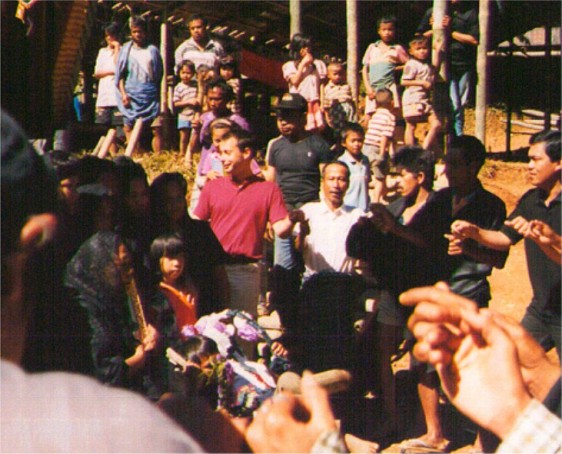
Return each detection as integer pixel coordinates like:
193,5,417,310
273,93,307,113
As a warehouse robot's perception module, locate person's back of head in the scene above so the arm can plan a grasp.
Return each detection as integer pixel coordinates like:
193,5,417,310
374,88,393,110
447,135,486,170
179,335,219,366
113,156,148,199
529,129,561,162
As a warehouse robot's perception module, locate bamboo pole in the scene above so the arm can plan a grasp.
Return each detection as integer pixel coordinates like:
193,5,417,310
97,128,117,159
92,136,105,156
125,119,144,157
475,0,490,144
346,0,359,105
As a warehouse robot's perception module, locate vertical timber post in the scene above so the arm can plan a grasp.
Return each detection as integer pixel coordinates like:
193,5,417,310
346,0,359,106
475,0,490,145
290,0,301,38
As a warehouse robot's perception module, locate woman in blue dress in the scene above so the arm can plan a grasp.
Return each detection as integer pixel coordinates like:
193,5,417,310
116,16,163,153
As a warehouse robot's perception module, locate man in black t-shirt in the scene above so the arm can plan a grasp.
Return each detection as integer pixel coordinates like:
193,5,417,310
451,130,561,356
264,93,334,328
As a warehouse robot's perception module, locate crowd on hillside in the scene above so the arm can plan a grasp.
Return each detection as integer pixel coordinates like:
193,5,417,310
2,4,561,454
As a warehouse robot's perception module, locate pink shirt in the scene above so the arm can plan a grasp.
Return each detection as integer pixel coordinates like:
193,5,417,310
194,176,288,259
282,59,327,102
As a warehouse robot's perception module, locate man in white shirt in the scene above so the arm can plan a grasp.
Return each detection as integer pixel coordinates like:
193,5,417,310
174,14,224,73
293,161,364,282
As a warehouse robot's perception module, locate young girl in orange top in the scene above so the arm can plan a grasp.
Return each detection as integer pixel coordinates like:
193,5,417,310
150,233,199,333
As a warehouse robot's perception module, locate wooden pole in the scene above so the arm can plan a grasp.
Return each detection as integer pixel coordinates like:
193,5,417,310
346,0,359,105
97,128,117,159
544,14,552,130
432,0,448,155
160,18,171,150
475,0,490,145
432,0,448,81
160,20,169,116
290,0,301,38
125,119,144,157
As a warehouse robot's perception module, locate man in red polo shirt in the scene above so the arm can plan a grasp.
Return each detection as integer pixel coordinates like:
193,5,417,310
194,129,294,318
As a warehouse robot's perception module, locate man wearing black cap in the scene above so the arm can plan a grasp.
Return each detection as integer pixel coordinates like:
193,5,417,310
264,93,334,329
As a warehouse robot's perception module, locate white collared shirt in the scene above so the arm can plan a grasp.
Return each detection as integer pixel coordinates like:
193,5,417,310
295,200,364,280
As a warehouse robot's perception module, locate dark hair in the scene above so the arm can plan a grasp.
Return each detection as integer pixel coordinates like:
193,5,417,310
289,33,313,61
340,122,365,142
104,22,121,41
188,14,208,27
47,151,81,182
377,15,397,29
178,59,196,73
129,16,147,31
530,130,561,162
113,156,148,198
206,79,233,101
409,35,429,48
77,155,116,186
1,111,59,255
149,172,189,235
150,233,186,261
447,135,486,170
221,130,256,156
219,55,237,69
392,146,435,190
375,88,393,106
322,161,350,181
179,335,219,366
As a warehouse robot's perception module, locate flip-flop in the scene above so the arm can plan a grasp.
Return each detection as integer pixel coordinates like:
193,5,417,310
399,438,449,453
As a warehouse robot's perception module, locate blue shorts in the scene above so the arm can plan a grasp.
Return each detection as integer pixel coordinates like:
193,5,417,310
177,119,192,130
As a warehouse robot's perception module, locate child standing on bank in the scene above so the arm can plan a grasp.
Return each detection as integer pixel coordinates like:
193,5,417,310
363,88,396,203
173,60,200,167
361,15,408,122
401,36,441,150
282,33,327,132
338,122,370,212
322,60,357,142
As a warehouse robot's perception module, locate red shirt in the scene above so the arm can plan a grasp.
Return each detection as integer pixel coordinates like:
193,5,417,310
194,176,288,259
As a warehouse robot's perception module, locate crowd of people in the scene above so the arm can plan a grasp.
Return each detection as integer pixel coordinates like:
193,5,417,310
2,4,561,454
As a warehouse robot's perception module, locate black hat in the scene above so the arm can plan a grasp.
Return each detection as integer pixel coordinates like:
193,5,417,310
273,93,307,113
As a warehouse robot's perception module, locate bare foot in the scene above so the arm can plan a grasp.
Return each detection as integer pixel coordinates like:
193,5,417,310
400,434,449,451
344,433,380,453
